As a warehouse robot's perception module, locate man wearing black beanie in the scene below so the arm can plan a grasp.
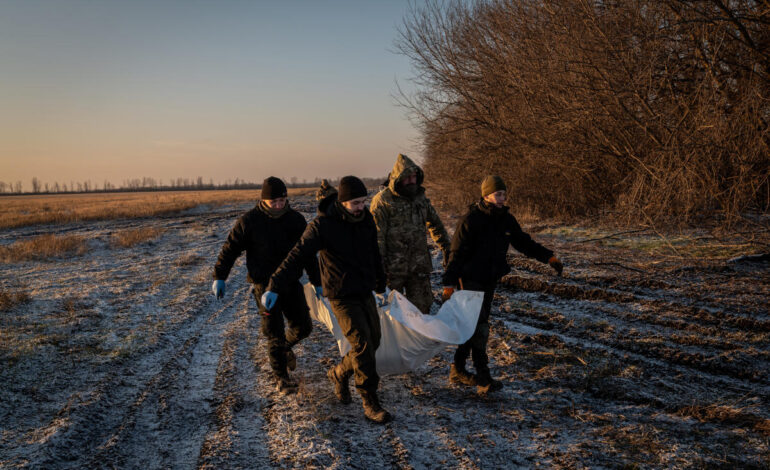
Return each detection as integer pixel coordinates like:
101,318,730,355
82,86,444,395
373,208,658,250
263,176,392,424
211,176,322,394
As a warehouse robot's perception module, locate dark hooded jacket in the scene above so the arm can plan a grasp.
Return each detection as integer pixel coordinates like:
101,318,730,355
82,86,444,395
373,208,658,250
268,194,386,299
443,201,553,287
213,203,321,288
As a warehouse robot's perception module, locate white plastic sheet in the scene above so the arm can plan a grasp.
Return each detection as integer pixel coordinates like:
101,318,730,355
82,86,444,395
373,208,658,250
303,283,484,375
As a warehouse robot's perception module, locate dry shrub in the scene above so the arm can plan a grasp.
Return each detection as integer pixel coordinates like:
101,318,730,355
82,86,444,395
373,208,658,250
0,288,30,311
0,188,315,230
110,227,166,249
397,0,770,227
0,234,88,263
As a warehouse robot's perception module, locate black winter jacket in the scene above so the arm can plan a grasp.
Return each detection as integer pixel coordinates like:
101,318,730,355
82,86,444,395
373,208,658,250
443,201,553,287
213,204,321,288
268,195,386,299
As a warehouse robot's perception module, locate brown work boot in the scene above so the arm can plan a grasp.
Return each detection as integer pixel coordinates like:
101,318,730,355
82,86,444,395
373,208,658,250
327,367,351,404
275,373,298,395
476,370,503,395
449,364,478,386
360,390,392,424
286,348,297,371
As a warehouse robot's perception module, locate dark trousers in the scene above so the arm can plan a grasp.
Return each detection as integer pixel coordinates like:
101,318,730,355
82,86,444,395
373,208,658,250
329,295,381,393
252,281,312,376
453,280,495,374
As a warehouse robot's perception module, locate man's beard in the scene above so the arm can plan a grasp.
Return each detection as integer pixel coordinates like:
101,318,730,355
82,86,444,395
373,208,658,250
398,183,419,198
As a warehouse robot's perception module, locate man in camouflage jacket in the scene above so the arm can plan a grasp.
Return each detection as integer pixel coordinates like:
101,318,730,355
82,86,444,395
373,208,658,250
370,154,451,314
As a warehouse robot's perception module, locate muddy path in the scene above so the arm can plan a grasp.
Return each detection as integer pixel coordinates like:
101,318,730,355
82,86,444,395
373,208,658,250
1,196,768,468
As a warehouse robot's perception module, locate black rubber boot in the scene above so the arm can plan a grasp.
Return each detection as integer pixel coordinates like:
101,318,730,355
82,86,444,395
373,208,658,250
360,390,392,424
449,363,478,386
327,366,352,404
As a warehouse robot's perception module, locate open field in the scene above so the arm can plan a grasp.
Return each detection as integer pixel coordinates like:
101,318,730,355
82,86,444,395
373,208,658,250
1,194,768,468
0,188,315,230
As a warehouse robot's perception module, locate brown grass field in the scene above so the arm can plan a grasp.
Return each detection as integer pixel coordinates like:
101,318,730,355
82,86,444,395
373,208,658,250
0,188,315,230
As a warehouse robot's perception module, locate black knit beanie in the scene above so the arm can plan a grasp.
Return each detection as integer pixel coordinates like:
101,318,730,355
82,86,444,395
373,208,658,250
481,175,507,197
337,176,367,202
261,176,287,200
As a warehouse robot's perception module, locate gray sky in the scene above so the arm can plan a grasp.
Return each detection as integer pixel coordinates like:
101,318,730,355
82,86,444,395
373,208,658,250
0,0,421,188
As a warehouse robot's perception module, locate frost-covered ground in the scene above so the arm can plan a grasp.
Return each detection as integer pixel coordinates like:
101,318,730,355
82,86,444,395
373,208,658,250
1,195,768,469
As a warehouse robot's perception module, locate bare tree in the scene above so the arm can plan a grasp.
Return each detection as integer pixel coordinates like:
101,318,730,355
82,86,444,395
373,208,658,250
397,0,769,225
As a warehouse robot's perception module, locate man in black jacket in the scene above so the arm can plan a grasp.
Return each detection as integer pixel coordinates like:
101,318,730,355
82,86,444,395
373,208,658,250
211,176,322,394
442,175,563,395
262,176,392,424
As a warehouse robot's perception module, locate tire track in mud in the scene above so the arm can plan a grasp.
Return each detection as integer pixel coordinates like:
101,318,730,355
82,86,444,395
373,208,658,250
15,286,241,468
501,275,770,333
196,294,271,468
492,315,770,429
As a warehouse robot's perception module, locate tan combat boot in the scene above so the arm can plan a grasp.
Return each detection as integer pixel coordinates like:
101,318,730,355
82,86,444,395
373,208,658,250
476,369,503,395
449,363,478,386
360,390,392,424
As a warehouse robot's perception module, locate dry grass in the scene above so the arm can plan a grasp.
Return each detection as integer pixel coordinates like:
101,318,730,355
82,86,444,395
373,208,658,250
0,234,89,263
0,188,315,229
110,227,166,249
0,288,30,311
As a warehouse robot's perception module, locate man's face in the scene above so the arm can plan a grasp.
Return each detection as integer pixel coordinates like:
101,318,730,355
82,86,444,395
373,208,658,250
341,196,367,216
264,197,287,210
400,173,418,186
483,190,507,208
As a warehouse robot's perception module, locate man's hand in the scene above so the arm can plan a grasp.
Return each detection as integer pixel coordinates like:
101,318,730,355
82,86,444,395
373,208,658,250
314,285,324,300
212,280,226,299
261,291,278,311
548,256,563,276
441,286,455,302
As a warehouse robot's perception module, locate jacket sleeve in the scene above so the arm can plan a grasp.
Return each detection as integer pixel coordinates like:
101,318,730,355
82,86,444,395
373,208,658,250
371,220,387,293
213,216,248,280
509,216,553,263
442,214,473,287
268,220,323,292
425,201,451,261
300,219,323,286
369,198,389,273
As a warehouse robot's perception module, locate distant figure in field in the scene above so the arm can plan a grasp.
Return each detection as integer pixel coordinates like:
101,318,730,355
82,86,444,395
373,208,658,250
211,176,322,395
262,176,392,424
442,175,564,394
315,179,337,202
370,154,451,314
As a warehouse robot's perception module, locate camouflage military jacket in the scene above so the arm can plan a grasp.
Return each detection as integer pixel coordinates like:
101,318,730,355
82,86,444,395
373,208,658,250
370,154,450,281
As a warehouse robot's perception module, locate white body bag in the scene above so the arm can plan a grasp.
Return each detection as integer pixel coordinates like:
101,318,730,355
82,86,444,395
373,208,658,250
303,283,483,375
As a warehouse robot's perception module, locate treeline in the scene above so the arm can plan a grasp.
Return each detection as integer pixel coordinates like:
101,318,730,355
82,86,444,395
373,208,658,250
397,0,769,225
0,176,385,195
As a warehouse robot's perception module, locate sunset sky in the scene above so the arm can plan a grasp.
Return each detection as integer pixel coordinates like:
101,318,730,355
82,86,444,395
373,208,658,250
0,0,420,190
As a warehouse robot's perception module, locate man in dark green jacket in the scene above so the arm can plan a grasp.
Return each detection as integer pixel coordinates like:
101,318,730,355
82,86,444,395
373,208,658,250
263,176,392,424
212,176,322,394
442,176,563,394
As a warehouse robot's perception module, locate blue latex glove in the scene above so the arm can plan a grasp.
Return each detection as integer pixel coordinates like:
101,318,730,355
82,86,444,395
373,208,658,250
373,287,390,307
212,280,225,299
314,285,324,300
261,291,278,311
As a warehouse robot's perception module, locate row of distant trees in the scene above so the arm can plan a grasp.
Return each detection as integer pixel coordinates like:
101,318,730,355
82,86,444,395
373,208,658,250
0,176,384,195
397,0,769,225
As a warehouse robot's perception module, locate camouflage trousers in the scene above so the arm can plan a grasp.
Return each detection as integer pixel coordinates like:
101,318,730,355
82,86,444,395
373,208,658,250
388,273,434,314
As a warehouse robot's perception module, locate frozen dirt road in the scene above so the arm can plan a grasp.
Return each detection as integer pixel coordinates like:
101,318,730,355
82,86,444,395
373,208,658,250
1,195,768,468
